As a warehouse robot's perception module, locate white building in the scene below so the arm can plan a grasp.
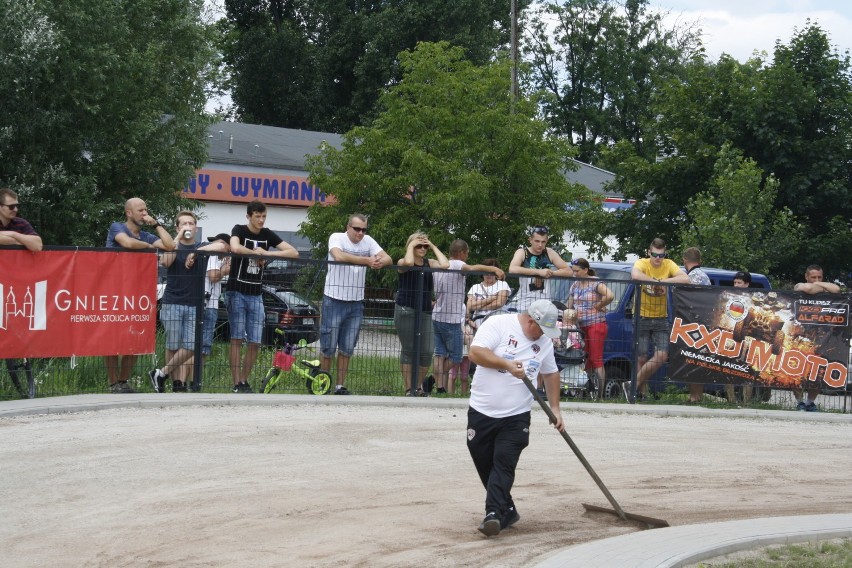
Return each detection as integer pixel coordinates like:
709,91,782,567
188,120,634,261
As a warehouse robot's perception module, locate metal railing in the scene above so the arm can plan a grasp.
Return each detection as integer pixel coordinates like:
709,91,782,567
2,247,850,413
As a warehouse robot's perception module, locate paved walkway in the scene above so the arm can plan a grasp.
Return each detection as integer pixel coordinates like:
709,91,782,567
2,394,851,568
531,514,852,568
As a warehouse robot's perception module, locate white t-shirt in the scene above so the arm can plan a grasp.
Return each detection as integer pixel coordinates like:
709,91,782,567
204,255,224,310
324,232,384,301
467,279,511,320
432,259,466,324
513,279,553,311
469,313,558,418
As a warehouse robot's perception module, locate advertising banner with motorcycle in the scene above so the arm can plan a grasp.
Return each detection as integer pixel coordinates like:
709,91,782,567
668,287,851,391
0,249,157,358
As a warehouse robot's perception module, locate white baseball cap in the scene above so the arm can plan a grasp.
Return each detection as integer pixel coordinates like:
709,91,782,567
527,300,560,338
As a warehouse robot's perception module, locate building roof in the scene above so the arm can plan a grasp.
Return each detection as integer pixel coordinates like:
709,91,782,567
207,121,343,171
206,121,619,196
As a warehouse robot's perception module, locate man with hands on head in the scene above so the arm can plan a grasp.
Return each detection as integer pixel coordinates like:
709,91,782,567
466,299,564,537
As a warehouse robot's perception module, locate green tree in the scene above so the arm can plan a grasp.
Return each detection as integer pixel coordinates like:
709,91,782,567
302,42,602,270
525,0,701,164
0,0,216,246
220,0,524,133
678,143,804,275
604,23,852,279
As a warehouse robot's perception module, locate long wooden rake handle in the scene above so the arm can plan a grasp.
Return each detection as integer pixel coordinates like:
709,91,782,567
522,376,669,529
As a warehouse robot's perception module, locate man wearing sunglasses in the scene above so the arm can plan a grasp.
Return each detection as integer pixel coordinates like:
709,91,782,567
630,238,690,399
321,213,392,394
0,188,42,252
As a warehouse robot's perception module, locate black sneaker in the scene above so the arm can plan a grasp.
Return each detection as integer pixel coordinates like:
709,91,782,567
189,381,201,393
478,512,501,536
422,375,435,393
148,369,167,393
333,385,351,395
502,506,520,529
232,382,253,393
435,387,447,394
405,388,428,397
172,380,187,393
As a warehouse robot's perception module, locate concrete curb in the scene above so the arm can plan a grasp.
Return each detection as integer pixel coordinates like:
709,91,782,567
530,513,852,568
1,394,851,423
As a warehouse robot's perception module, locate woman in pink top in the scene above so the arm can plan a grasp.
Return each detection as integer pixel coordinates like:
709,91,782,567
567,258,614,398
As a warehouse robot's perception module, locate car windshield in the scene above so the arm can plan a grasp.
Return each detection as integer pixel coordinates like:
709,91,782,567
591,267,633,311
272,289,312,308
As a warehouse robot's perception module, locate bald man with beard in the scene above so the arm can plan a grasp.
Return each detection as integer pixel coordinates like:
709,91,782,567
104,197,175,393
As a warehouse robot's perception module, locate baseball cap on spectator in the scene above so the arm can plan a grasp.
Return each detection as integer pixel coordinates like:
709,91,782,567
207,233,231,243
527,300,560,338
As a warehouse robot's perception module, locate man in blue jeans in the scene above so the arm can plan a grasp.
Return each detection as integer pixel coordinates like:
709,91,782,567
431,239,504,394
227,201,299,393
194,233,231,392
149,212,226,392
320,214,391,394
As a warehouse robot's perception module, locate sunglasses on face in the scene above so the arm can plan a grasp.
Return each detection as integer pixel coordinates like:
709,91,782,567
2,203,19,210
649,251,666,259
348,225,367,234
414,244,428,250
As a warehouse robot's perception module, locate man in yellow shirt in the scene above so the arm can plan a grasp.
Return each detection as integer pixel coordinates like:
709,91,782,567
630,238,690,399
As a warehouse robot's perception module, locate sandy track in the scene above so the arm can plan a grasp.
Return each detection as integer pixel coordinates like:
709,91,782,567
0,403,850,567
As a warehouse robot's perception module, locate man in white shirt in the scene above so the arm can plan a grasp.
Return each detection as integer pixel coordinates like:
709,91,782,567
321,214,392,394
430,240,504,394
466,300,565,537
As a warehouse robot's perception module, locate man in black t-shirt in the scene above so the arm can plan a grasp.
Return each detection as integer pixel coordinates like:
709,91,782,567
226,200,299,393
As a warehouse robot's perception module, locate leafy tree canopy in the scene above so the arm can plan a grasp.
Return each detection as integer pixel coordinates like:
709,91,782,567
677,143,804,277
302,42,603,273
525,0,702,164
220,0,525,133
603,23,852,280
0,0,216,246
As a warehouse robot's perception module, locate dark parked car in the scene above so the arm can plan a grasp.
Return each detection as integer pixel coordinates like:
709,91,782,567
217,278,320,346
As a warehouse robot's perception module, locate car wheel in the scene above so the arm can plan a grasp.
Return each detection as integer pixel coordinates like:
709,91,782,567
602,365,629,400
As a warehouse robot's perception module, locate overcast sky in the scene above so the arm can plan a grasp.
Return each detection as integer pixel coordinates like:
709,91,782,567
654,1,852,61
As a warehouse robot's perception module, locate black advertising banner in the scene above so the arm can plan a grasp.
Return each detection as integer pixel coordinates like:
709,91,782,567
669,287,851,390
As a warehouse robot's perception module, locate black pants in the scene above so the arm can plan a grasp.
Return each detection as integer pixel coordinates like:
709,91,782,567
466,407,530,520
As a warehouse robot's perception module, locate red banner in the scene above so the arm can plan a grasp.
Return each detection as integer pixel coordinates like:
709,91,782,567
0,249,157,357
